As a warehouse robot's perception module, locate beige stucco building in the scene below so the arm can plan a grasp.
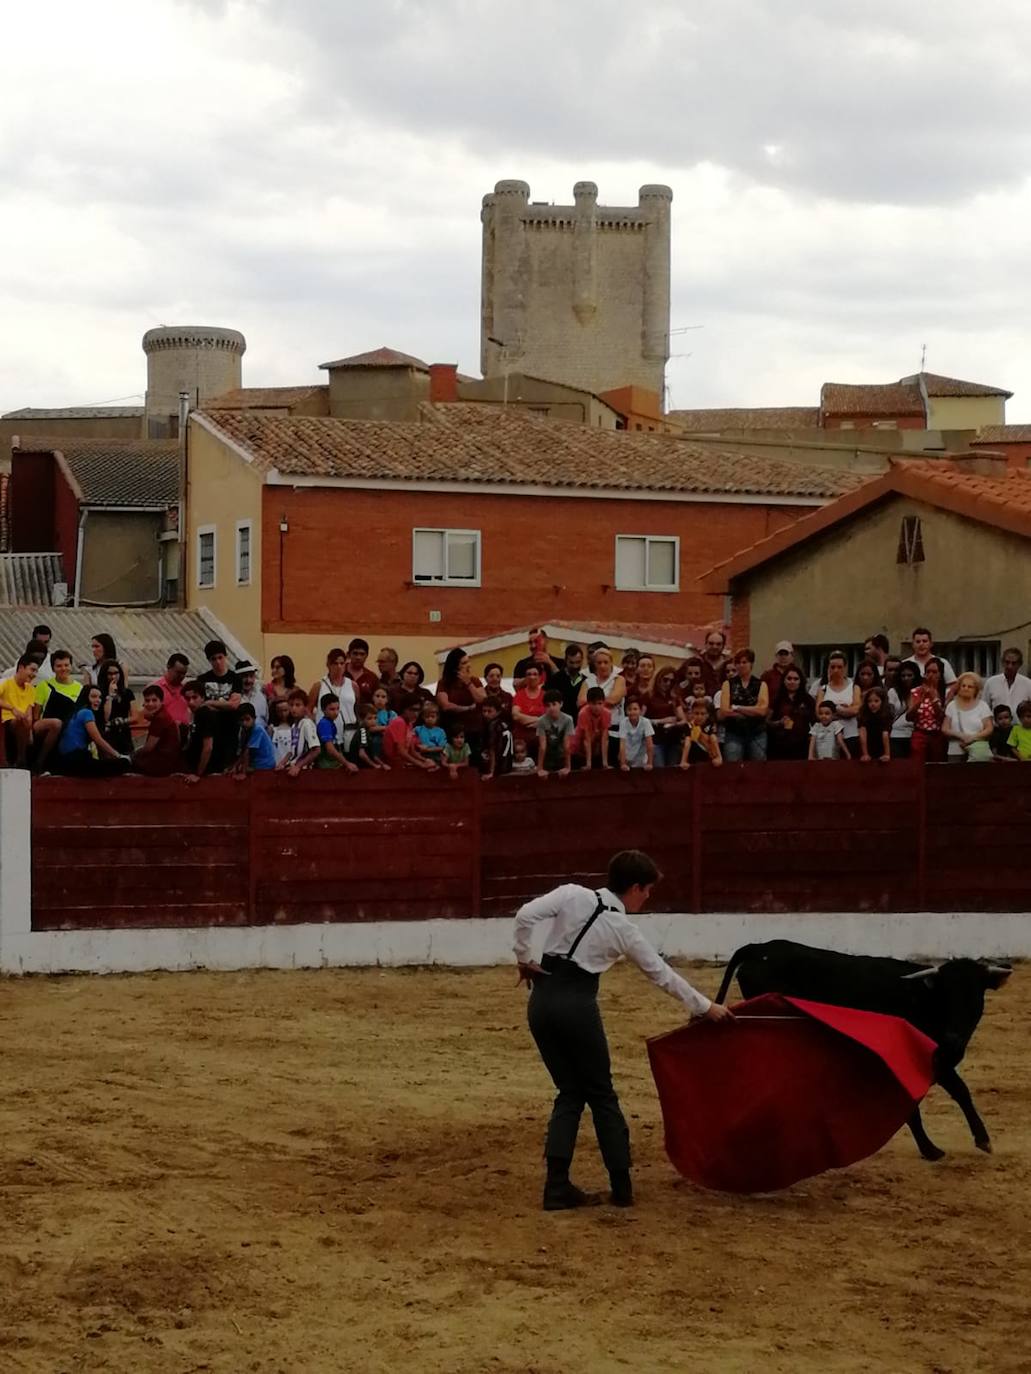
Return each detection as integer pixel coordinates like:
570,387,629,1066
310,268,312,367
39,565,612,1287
702,458,1031,678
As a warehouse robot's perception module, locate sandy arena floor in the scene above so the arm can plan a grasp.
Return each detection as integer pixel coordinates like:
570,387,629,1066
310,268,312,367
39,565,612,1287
0,960,1028,1374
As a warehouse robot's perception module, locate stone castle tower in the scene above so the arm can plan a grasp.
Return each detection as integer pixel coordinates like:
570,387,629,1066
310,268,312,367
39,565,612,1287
142,325,246,437
480,180,672,399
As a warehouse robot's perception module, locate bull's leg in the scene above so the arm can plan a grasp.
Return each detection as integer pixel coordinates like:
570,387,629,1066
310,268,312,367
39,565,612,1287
907,1106,946,1161
936,1065,992,1154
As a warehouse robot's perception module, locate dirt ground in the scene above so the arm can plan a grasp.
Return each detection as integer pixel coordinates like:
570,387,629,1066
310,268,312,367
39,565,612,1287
0,960,1028,1374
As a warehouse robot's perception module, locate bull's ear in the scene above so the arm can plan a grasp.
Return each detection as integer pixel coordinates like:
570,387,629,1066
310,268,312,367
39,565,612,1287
985,965,1012,990
901,966,938,981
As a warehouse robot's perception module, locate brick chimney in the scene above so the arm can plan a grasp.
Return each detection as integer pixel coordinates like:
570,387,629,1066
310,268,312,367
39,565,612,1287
429,363,458,405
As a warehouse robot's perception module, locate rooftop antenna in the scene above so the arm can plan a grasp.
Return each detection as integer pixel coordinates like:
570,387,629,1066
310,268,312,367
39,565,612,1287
920,342,927,372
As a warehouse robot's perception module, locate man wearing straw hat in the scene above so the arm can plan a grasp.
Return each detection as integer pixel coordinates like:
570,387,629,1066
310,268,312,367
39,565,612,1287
514,849,733,1212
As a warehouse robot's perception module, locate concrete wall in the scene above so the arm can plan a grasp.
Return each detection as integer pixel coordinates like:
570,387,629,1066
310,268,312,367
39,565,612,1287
327,367,429,421
186,420,264,654
927,395,1006,430
456,374,620,428
738,494,1031,665
481,181,671,397
80,510,164,605
0,416,144,446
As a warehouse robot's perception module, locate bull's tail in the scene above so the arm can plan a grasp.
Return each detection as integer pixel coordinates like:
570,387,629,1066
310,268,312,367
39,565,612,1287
714,944,756,1004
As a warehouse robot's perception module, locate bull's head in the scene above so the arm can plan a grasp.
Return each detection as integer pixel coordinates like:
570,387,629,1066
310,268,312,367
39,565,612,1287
901,960,1012,1065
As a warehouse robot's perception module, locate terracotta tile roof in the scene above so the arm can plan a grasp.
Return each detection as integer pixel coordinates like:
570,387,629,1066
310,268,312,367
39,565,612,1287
194,405,864,502
206,386,328,409
700,459,1031,591
13,437,179,508
973,425,1031,442
820,382,924,418
318,346,430,372
905,372,1012,399
2,405,144,419
668,407,820,431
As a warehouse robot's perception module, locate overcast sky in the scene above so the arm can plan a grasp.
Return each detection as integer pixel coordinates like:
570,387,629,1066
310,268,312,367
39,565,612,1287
3,0,1030,416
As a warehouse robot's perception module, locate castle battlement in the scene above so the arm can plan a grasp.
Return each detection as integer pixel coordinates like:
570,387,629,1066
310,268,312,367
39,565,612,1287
480,181,672,397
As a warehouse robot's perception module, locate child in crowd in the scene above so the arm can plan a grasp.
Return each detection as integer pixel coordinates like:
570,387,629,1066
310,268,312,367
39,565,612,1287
444,727,472,780
348,704,388,769
510,738,536,774
1007,700,1031,761
535,690,574,777
0,654,39,768
680,698,722,768
809,700,850,760
316,695,359,772
858,687,893,763
573,686,611,770
383,698,437,770
618,698,655,771
990,705,1016,761
414,701,448,764
480,698,513,779
371,686,396,760
235,702,278,773
134,684,183,776
279,688,320,776
269,697,293,767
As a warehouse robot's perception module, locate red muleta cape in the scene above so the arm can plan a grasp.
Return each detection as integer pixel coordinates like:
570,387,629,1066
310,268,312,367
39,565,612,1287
647,993,936,1193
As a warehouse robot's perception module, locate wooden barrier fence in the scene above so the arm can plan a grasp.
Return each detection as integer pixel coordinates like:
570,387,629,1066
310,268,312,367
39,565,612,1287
28,762,1031,931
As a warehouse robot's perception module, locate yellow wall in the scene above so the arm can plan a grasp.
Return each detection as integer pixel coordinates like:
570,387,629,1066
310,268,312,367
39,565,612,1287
186,421,264,656
741,495,1031,665
926,395,1006,431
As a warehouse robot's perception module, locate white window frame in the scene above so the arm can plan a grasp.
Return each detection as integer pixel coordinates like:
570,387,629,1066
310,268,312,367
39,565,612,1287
196,524,216,590
412,527,482,587
235,519,253,586
614,534,680,593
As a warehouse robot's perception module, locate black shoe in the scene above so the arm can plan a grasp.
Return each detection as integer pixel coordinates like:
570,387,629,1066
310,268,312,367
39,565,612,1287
609,1170,634,1207
542,1181,600,1211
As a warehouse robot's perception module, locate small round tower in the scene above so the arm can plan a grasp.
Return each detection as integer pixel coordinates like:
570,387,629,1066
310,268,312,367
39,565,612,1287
142,325,246,437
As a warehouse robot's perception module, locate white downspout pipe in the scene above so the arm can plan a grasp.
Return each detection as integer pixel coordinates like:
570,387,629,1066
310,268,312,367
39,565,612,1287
72,508,88,607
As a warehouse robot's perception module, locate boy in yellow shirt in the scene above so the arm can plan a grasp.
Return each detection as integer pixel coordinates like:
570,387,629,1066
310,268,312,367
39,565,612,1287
0,655,40,767
1007,700,1031,761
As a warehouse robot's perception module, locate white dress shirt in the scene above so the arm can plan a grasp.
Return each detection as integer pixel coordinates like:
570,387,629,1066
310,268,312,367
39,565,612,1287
513,883,711,1017
983,672,1031,714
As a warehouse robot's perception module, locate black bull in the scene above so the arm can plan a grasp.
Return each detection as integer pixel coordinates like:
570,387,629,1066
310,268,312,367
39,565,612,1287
715,940,1012,1160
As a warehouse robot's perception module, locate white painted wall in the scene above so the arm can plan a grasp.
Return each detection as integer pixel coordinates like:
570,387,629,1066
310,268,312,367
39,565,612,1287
2,770,1027,976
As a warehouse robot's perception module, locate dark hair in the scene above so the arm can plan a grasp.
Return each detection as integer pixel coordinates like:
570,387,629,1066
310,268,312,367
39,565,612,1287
866,634,890,655
912,627,933,641
91,633,117,661
348,638,369,654
448,725,466,741
921,657,947,700
440,648,468,685
483,662,504,677
858,686,891,730
587,641,607,653
586,686,605,704
607,849,661,895
543,690,563,706
522,662,542,676
400,660,425,685
481,699,500,714
993,704,1013,721
653,667,676,696
286,687,309,704
270,654,296,688
204,638,227,660
822,649,849,682
320,693,340,711
401,695,423,715
327,646,347,665
239,703,256,721
16,653,37,670
896,658,922,704
99,658,127,693
143,683,164,701
734,647,756,665
360,703,377,720
854,660,881,691
23,639,48,661
50,649,72,666
564,643,584,659
1017,701,1031,718
771,670,812,718
183,680,204,698
32,623,52,639
884,654,902,674
77,684,102,712
167,652,189,670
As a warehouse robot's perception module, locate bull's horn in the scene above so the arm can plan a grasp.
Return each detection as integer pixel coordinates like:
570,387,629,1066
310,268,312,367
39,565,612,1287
986,964,1013,975
901,966,939,980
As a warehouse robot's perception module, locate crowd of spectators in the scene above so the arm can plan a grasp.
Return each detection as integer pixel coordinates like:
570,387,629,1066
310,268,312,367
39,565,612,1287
2,624,1031,780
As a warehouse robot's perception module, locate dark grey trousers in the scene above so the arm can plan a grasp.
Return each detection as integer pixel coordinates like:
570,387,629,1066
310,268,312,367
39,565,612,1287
527,968,631,1172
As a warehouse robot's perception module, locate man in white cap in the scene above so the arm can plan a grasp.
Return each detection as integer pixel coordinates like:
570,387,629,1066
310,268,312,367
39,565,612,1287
761,641,796,700
235,658,268,726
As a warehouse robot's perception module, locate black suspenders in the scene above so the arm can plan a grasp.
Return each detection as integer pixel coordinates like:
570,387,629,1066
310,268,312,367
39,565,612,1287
562,891,612,964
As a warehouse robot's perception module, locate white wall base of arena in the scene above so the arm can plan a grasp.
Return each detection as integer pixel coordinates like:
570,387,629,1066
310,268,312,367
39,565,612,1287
2,772,1027,976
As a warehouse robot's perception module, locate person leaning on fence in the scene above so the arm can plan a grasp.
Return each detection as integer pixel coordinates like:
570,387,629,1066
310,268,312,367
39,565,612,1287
618,697,655,771
809,699,849,761
858,686,893,763
480,698,513,779
55,686,130,776
943,673,993,763
990,706,1017,761
348,703,389,770
281,688,320,776
0,654,40,768
536,691,574,777
514,849,733,1211
231,702,278,774
1007,700,1031,761
680,697,722,768
444,726,471,780
134,684,185,777
315,695,358,772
